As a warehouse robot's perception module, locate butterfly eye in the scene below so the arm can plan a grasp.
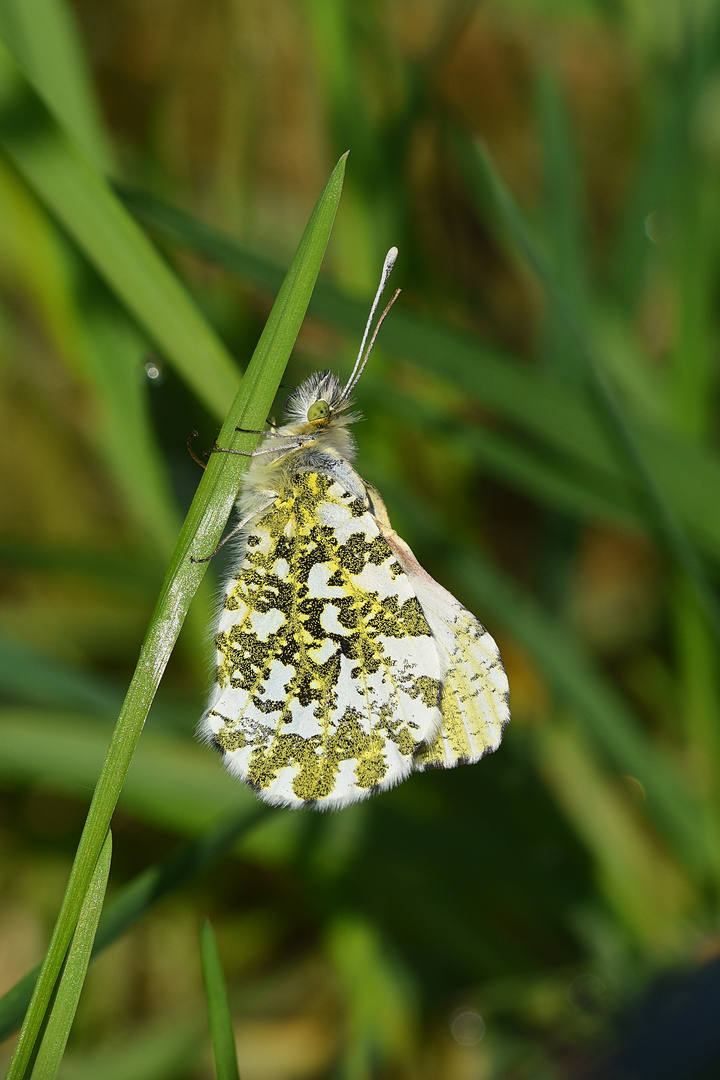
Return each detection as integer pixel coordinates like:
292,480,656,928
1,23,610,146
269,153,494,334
307,399,330,422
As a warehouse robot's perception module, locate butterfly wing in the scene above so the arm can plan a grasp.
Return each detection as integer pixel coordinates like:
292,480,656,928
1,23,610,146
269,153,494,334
201,471,443,809
364,485,510,771
410,573,510,771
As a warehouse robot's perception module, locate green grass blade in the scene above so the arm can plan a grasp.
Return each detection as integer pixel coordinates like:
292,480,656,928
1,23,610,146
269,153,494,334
327,914,415,1079
75,301,181,552
119,186,720,562
534,69,589,382
539,722,695,946
0,539,162,590
383,485,705,874
0,632,121,716
468,139,720,650
94,812,265,957
462,546,701,865
118,185,291,297
611,77,687,309
0,147,179,553
200,921,241,1080
669,174,719,440
0,711,252,830
674,579,720,890
0,807,265,1042
5,152,346,1080
0,37,239,419
468,547,704,871
0,973,39,1053
52,1019,202,1080
362,382,643,532
30,830,112,1080
0,0,113,171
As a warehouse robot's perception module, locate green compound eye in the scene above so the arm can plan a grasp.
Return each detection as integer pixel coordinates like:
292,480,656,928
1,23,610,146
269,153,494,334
307,399,330,422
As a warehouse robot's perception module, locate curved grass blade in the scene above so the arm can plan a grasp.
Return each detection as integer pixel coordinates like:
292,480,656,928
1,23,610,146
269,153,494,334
0,710,250,830
0,807,265,1043
0,145,179,555
50,1019,203,1080
381,483,705,875
462,547,703,870
200,921,241,1080
0,0,113,171
534,68,589,384
465,139,720,650
0,633,121,716
327,914,415,1078
538,723,695,946
361,382,644,532
0,37,239,419
119,187,720,562
5,152,346,1080
30,830,112,1080
0,540,162,591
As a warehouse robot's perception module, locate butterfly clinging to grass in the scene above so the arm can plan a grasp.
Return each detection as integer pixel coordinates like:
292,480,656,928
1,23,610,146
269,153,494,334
198,248,510,810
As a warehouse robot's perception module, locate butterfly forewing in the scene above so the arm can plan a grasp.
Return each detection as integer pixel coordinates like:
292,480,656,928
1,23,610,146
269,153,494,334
202,472,443,809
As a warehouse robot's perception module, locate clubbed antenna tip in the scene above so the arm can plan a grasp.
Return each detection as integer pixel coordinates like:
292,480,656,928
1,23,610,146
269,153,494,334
341,247,400,402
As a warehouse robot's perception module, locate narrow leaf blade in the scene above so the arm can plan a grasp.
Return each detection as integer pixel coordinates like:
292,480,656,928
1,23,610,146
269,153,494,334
30,830,113,1080
0,37,239,417
200,921,241,1080
4,154,345,1080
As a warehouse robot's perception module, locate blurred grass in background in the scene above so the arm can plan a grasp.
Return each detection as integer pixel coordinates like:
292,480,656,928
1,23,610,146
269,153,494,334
1,0,720,1077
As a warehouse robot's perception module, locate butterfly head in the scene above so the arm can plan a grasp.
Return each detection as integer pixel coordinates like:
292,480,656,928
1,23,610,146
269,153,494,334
284,370,347,428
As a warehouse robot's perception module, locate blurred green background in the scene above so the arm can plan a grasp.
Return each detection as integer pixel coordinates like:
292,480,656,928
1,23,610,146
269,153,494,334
2,0,720,1077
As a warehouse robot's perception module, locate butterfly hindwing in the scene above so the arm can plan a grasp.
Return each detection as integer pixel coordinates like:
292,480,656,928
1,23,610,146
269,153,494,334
411,582,510,771
364,485,510,772
202,471,443,809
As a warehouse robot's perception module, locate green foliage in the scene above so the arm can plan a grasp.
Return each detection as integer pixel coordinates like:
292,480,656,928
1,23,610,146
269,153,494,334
0,36,345,1069
200,922,240,1080
29,831,112,1080
1,1,720,1078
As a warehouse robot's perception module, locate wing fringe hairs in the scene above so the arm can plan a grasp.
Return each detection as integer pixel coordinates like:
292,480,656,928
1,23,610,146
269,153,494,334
198,249,510,810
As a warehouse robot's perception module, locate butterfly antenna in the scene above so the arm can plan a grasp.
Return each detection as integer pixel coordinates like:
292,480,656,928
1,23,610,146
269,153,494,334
340,246,398,402
347,288,402,401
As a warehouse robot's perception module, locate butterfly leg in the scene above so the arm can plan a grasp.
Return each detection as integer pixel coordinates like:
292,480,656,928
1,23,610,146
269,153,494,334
234,425,309,437
210,437,312,458
190,495,278,563
187,429,208,469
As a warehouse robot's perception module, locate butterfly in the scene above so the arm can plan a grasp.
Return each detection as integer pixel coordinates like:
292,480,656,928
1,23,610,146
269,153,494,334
198,248,509,809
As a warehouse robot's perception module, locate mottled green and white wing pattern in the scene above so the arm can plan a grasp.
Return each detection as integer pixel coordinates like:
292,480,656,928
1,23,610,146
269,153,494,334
371,515,510,773
202,472,443,810
413,589,509,771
